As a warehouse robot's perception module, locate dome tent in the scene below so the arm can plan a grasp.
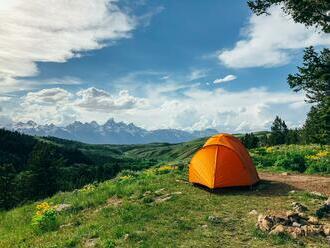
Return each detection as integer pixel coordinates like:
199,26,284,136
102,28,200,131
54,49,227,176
189,133,259,189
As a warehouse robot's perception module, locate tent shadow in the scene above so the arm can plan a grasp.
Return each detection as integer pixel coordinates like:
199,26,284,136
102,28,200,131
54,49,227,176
192,179,298,197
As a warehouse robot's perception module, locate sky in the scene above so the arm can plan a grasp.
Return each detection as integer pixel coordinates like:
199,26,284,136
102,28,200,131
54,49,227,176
0,0,329,132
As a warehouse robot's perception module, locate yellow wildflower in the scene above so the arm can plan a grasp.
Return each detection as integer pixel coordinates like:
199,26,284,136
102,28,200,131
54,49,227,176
306,150,329,160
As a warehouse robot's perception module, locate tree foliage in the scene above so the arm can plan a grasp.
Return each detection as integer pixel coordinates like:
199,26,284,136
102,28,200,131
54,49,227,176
288,47,330,104
269,116,289,145
248,0,330,33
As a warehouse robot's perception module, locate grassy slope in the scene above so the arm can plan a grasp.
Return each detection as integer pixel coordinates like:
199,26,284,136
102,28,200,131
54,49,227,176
1,168,329,248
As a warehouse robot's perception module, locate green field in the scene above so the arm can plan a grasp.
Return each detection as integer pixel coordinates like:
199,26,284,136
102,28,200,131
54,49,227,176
1,164,329,247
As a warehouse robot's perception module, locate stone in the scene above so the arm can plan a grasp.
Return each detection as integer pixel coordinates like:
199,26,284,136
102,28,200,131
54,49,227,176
269,224,286,235
289,190,296,194
143,191,151,197
208,215,221,224
248,210,258,215
287,227,303,239
60,223,73,229
55,203,72,212
292,202,308,213
292,222,301,227
106,196,123,207
154,188,166,195
323,225,330,236
310,191,325,198
154,194,172,203
281,172,290,176
257,215,274,231
171,191,183,195
84,238,99,248
307,216,319,225
123,234,129,241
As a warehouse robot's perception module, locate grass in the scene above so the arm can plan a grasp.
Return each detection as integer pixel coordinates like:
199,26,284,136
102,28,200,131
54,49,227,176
0,167,329,248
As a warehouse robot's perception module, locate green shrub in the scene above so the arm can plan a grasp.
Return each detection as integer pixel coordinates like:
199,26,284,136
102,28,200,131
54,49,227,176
274,154,306,172
306,158,330,174
31,202,58,233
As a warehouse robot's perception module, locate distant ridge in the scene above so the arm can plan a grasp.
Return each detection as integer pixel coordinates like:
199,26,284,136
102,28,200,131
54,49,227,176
4,118,218,144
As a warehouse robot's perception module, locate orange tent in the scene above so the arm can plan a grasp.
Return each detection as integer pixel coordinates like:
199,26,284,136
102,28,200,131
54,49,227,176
189,133,259,189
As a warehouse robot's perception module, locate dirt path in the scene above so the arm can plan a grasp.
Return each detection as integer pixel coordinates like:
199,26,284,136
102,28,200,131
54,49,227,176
259,172,330,196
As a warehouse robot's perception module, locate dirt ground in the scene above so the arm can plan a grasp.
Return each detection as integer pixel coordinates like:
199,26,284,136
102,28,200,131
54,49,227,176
259,172,330,196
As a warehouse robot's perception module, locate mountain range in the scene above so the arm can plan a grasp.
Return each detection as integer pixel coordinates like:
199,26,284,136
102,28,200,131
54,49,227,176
3,118,218,144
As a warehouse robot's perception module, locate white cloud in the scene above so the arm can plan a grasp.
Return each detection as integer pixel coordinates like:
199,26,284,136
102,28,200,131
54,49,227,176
188,69,208,81
23,88,72,105
75,87,147,111
213,75,237,84
2,84,310,132
218,6,330,68
0,0,136,90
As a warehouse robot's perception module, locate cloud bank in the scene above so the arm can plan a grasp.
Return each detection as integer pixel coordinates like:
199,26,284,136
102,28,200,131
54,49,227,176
2,84,309,133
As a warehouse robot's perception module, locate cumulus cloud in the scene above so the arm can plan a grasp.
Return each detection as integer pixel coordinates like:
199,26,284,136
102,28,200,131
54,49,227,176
0,0,136,88
75,87,146,111
218,6,330,68
213,75,237,84
2,84,310,132
23,88,72,105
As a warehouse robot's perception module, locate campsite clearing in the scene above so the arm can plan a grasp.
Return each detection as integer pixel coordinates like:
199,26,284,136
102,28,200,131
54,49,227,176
1,168,329,248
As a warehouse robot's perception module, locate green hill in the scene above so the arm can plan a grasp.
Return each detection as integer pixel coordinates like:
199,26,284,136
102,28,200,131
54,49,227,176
1,167,329,247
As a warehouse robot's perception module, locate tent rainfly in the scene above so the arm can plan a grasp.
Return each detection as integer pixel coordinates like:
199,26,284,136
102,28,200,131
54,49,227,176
189,133,259,189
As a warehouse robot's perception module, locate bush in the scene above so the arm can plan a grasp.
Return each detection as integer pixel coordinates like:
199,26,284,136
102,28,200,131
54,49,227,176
306,158,330,174
274,154,306,172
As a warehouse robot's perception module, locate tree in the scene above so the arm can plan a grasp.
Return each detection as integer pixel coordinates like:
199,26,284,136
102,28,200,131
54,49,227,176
302,101,330,144
28,143,61,199
0,164,16,210
288,47,330,104
248,0,330,33
269,116,288,145
241,133,259,149
288,47,330,144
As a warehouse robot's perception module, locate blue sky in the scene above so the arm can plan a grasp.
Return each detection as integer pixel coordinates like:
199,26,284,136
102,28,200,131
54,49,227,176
0,0,329,132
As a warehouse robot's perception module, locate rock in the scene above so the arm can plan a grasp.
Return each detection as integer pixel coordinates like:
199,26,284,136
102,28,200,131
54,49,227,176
154,194,172,203
106,196,123,207
208,215,221,224
201,224,208,228
316,202,330,218
123,234,129,241
323,225,330,236
281,172,290,176
292,202,308,212
325,197,330,206
171,191,183,195
287,227,303,239
257,215,275,231
55,203,72,212
307,216,319,225
310,191,325,198
307,225,323,236
154,188,166,195
292,222,301,227
143,191,151,197
248,210,258,216
289,190,296,194
269,224,286,235
84,238,99,248
59,223,73,229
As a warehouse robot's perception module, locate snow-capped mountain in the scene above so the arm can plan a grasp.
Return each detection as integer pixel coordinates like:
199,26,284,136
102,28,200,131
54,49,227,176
5,118,218,144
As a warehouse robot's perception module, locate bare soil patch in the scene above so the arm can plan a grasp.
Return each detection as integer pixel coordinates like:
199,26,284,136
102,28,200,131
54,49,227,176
259,172,330,195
